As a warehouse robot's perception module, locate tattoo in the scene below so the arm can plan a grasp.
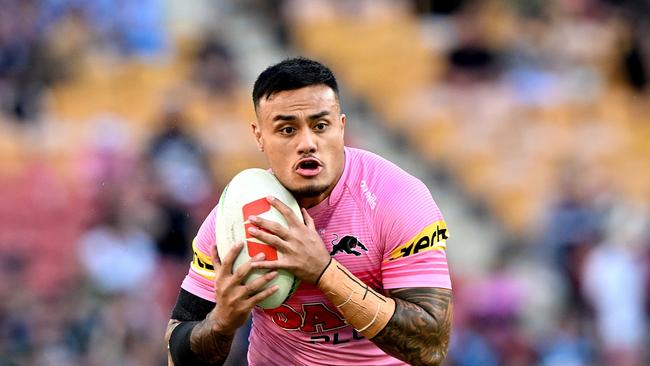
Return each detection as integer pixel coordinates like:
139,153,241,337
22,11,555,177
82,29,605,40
190,316,235,364
372,288,453,366
166,290,236,365
165,317,234,365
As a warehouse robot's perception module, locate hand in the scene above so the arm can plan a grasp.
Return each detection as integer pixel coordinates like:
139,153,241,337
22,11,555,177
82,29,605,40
207,242,279,335
247,196,331,284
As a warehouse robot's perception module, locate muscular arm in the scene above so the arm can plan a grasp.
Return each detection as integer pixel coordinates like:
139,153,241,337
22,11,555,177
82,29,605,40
165,289,235,366
166,243,278,365
165,319,235,366
372,287,453,366
315,260,452,366
188,317,235,364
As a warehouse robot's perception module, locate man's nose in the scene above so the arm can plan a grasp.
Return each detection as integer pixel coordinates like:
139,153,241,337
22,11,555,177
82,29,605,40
297,129,317,154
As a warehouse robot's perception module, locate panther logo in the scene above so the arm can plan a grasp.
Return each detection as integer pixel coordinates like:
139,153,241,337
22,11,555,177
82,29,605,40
329,234,368,256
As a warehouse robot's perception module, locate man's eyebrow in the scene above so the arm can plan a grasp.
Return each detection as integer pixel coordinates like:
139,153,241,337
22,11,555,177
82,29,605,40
308,111,330,120
272,111,330,122
272,114,297,122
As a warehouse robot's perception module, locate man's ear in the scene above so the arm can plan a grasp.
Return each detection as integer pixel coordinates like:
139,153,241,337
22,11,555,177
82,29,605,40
251,121,264,152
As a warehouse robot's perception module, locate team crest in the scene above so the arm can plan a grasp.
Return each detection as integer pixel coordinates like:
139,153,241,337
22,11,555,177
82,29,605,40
330,234,368,256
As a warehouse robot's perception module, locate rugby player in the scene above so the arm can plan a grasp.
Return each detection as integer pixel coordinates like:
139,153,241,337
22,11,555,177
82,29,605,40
166,57,453,366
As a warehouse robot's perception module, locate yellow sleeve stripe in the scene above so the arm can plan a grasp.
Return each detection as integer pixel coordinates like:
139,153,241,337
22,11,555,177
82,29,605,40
190,238,215,280
387,220,449,261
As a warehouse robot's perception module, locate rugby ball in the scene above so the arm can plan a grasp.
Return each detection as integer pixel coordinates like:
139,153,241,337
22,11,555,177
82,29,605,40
215,168,301,309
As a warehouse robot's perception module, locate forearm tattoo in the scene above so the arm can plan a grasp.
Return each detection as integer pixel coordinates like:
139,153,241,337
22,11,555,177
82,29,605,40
372,288,453,366
189,318,235,364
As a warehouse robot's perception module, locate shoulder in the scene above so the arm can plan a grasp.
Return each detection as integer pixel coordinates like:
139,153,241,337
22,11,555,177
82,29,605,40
193,204,218,256
343,149,449,268
344,147,431,210
345,147,426,192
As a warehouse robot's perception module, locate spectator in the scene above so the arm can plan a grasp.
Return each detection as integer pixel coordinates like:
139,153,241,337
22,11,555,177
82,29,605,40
540,172,604,310
77,193,157,296
147,101,213,209
192,32,238,96
0,0,64,122
582,202,648,366
538,312,594,366
146,99,216,310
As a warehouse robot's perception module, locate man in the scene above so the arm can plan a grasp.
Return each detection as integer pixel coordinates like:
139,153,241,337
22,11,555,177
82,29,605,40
166,57,453,365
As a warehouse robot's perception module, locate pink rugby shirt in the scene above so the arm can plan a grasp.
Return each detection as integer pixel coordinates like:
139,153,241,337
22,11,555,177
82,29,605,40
182,146,451,365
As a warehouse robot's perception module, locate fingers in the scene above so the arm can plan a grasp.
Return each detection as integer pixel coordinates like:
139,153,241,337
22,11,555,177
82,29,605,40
232,252,266,282
302,208,316,230
243,270,278,295
247,283,280,306
267,196,301,226
250,259,283,271
221,241,244,275
249,215,288,240
211,244,221,271
247,226,288,251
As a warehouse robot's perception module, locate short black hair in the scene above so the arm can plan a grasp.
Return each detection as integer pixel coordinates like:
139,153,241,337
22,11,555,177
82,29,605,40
252,57,339,109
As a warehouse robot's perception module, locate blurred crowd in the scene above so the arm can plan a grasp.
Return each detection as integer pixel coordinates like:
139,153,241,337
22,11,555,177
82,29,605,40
0,0,649,366
0,1,238,365
287,1,650,365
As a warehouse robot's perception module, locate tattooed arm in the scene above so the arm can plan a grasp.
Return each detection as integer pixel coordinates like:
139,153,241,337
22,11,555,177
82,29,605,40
166,243,278,366
312,258,453,366
372,287,453,366
165,316,235,366
165,288,238,366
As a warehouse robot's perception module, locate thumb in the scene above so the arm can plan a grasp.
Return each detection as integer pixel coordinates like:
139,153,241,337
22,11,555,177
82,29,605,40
211,244,222,270
302,208,316,230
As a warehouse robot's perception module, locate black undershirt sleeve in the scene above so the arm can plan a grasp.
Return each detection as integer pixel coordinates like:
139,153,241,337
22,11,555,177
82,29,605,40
170,288,215,321
169,289,220,366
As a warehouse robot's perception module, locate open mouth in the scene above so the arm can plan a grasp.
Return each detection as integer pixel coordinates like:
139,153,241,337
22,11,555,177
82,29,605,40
295,158,323,177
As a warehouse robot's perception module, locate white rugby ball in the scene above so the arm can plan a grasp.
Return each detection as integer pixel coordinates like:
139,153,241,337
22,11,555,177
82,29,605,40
215,168,301,309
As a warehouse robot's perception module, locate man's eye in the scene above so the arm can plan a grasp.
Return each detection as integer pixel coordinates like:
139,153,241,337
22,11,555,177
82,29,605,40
280,127,295,135
315,123,328,131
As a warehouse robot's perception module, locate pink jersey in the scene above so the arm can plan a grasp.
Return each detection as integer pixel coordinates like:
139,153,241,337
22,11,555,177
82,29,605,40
182,147,451,365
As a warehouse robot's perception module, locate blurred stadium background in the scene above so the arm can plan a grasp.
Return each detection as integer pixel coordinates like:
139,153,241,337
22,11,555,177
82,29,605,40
0,0,648,365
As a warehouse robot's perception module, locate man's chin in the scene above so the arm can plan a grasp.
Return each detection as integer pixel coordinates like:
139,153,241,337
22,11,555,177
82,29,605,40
289,184,329,199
